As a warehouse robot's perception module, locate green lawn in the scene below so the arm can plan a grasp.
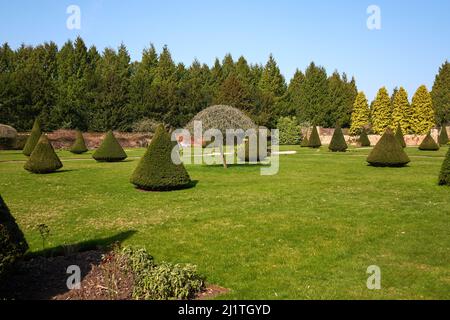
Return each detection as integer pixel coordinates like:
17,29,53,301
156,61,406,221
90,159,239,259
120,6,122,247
1,146,449,299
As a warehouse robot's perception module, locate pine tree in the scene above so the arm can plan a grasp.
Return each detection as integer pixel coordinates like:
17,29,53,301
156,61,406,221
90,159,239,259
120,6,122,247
24,134,63,173
328,125,348,152
438,147,450,186
419,133,440,151
70,130,88,154
391,87,411,133
371,87,392,134
431,61,450,125
22,119,42,156
439,126,449,146
92,131,127,162
350,91,370,135
358,129,371,147
130,125,191,191
214,73,253,112
395,123,406,148
367,128,410,167
308,126,322,148
326,72,357,128
411,85,435,134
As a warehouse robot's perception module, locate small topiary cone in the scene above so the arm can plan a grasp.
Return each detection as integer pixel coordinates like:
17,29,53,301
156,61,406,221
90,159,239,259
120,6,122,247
308,126,321,148
359,129,371,147
22,119,42,156
70,130,88,154
367,128,410,167
438,126,449,146
92,131,127,162
24,134,63,174
329,125,348,152
438,147,450,186
419,133,440,151
395,124,406,148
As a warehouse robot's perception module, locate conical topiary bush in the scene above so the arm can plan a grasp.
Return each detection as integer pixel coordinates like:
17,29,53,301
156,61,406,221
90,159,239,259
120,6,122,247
130,125,192,191
359,129,371,147
24,134,63,174
367,128,410,167
438,147,450,186
70,130,88,154
395,124,406,148
22,119,42,156
329,125,348,152
438,126,449,146
300,132,309,148
0,195,29,277
92,131,127,162
308,126,321,148
419,133,440,151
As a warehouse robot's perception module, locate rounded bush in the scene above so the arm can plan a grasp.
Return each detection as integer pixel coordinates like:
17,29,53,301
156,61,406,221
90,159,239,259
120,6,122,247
419,133,440,151
0,124,18,150
22,119,42,156
308,126,321,148
438,147,450,186
367,128,410,167
70,130,88,154
130,125,192,191
358,130,371,147
328,125,348,152
24,134,63,174
92,131,127,162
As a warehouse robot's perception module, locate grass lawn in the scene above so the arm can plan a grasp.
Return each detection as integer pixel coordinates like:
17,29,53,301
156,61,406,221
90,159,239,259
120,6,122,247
1,146,449,299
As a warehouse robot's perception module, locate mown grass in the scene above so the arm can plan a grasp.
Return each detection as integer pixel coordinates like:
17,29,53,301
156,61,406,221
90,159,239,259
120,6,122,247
0,145,449,299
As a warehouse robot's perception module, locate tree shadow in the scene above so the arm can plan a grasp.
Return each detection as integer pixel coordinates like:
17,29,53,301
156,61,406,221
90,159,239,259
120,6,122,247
0,230,136,300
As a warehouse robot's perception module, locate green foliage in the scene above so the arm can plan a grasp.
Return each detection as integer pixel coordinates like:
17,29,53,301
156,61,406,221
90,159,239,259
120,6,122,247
438,126,449,146
358,129,371,147
350,92,370,135
308,126,321,148
367,128,410,167
431,61,450,125
371,87,392,134
419,133,440,151
392,87,412,133
326,72,358,128
300,135,309,148
438,147,450,186
92,131,127,162
395,124,406,148
70,130,88,154
24,134,63,173
277,117,301,145
22,119,42,156
411,85,435,134
130,125,191,191
328,125,348,152
132,118,163,133
0,195,28,278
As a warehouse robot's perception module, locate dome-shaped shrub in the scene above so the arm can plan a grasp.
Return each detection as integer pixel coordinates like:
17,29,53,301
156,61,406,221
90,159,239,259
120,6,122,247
395,124,406,148
24,134,63,174
92,131,127,162
22,119,42,156
367,128,410,167
419,133,440,151
130,125,192,191
70,130,88,154
438,147,450,186
328,125,348,152
308,126,321,148
358,129,371,147
0,195,28,278
438,126,449,146
0,124,18,150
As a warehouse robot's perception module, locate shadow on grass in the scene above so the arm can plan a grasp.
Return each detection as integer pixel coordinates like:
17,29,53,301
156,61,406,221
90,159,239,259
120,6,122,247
134,180,199,192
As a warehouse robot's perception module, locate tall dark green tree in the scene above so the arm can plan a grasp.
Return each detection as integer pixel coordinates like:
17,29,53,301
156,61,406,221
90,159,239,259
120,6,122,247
431,61,450,125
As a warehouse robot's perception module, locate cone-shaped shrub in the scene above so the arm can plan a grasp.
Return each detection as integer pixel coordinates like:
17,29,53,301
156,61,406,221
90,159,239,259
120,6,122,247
130,125,191,191
300,135,309,148
438,126,449,146
70,130,88,154
92,131,127,162
419,133,440,151
395,124,406,148
24,134,63,173
367,128,410,167
438,147,450,186
308,126,321,148
0,195,28,277
22,119,42,156
359,129,371,147
329,125,348,152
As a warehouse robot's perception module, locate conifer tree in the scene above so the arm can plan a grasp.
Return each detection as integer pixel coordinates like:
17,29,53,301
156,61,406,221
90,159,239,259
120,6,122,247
395,123,406,148
419,133,440,151
70,130,88,154
328,125,348,152
438,126,449,146
308,126,322,148
411,85,435,134
24,134,63,173
371,87,392,134
367,128,410,167
92,131,127,162
438,147,450,186
391,87,411,133
431,61,450,125
22,119,42,156
350,91,370,135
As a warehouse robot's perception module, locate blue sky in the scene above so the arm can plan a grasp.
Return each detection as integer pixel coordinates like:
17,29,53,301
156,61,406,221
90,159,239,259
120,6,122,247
0,0,449,100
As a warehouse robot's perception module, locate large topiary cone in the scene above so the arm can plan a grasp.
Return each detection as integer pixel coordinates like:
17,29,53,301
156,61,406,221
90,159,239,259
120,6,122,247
308,126,321,148
130,125,192,191
24,134,63,174
92,131,127,162
419,133,440,151
438,126,449,146
329,125,348,152
438,147,450,186
0,195,29,277
359,129,371,147
367,128,410,167
70,130,88,154
22,119,42,156
395,124,406,148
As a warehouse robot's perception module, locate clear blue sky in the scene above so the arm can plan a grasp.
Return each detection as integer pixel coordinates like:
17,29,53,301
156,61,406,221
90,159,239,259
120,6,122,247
1,0,449,100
